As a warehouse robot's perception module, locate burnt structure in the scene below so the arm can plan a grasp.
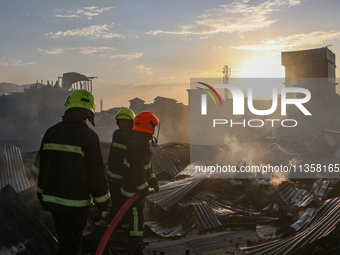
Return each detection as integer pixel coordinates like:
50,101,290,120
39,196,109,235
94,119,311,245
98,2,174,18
95,96,189,143
59,72,96,92
0,72,95,151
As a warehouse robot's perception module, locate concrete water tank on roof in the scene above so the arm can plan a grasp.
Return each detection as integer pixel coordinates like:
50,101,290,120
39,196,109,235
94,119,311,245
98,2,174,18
281,47,337,95
282,47,336,78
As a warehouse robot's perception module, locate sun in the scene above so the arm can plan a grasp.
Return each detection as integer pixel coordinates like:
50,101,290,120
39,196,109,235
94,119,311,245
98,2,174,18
239,57,285,78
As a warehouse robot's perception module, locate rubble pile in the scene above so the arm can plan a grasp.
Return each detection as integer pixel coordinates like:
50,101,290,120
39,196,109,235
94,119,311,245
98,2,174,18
0,133,340,254
143,176,340,255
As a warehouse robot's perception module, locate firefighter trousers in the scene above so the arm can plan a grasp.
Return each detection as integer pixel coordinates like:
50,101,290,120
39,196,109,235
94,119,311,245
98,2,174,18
108,178,122,218
51,212,87,255
121,195,145,254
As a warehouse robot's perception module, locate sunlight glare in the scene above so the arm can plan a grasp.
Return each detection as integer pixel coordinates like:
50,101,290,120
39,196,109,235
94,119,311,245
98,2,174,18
240,57,285,78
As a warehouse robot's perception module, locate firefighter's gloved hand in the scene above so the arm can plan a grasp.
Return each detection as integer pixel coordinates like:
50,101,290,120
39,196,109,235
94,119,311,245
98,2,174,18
93,210,108,222
140,188,150,197
92,211,102,222
153,185,160,193
149,178,159,191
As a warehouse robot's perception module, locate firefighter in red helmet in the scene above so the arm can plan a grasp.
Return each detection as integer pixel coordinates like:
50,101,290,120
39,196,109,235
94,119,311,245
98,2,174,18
32,90,111,255
120,111,160,254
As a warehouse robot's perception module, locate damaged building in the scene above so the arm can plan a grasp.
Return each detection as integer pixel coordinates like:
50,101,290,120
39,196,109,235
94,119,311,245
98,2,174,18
94,96,189,143
0,72,96,152
1,47,340,255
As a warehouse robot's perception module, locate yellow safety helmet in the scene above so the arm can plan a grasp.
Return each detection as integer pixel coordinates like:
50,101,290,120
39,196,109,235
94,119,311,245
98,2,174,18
64,89,95,114
115,107,135,120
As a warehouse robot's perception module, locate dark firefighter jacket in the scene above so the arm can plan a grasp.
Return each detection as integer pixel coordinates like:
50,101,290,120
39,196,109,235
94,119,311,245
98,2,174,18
107,129,132,181
33,120,111,215
121,130,158,198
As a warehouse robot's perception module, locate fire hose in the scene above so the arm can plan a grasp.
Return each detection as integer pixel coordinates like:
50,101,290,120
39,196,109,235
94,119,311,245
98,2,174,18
95,193,142,255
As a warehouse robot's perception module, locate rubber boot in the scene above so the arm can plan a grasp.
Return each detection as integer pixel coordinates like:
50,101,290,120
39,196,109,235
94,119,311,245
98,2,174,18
128,236,144,255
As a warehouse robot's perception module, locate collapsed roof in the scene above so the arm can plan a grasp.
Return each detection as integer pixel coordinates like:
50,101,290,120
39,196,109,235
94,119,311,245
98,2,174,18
1,131,340,254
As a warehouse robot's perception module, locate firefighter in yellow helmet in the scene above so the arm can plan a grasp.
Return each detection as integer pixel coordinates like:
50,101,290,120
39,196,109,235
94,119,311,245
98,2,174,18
106,107,135,220
120,111,160,254
32,89,111,255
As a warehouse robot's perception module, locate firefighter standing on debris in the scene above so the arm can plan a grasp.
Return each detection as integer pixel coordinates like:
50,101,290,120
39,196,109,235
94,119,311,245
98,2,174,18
121,111,160,254
32,89,111,255
106,107,135,219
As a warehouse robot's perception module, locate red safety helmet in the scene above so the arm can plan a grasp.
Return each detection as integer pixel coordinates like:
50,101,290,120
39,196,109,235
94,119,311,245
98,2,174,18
133,111,159,134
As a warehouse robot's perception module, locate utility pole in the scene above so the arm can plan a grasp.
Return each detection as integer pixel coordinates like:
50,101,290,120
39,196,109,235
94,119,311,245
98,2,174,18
222,65,231,99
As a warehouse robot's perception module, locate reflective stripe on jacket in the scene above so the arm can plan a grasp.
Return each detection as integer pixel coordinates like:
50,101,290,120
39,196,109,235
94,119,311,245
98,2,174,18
121,131,156,196
35,120,111,215
107,129,131,180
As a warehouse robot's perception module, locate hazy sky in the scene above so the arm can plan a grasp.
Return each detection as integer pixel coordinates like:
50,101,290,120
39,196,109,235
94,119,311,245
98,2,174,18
1,0,340,110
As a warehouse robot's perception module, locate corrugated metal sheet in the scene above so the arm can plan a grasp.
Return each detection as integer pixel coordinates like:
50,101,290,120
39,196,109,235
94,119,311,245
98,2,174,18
290,208,315,231
264,143,308,156
147,178,202,211
145,229,259,255
159,142,190,167
312,179,330,200
241,197,340,255
277,181,312,207
191,202,222,231
21,151,38,188
151,145,182,179
262,132,338,156
145,220,195,238
0,145,31,193
209,198,240,216
0,185,57,254
277,180,330,208
208,198,276,220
